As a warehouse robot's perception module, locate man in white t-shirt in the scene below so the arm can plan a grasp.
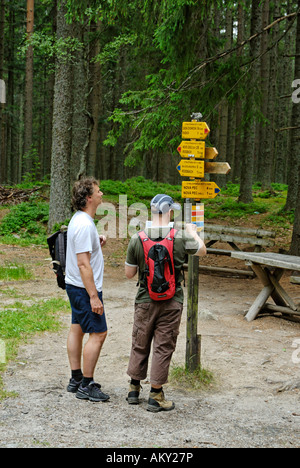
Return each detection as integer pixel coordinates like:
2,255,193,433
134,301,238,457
65,177,109,403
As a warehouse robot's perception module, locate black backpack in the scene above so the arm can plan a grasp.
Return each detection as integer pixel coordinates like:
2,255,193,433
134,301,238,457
47,228,67,290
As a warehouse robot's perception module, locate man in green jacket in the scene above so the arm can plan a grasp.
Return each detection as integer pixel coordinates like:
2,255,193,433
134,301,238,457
125,194,206,412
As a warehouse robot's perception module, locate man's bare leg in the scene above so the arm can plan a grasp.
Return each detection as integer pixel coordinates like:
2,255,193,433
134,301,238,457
67,324,84,371
82,331,107,378
76,331,110,402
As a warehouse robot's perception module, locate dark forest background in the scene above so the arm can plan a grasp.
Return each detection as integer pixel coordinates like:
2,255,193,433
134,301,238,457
0,0,300,242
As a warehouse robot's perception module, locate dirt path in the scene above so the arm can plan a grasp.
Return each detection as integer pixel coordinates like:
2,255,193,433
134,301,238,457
0,244,300,448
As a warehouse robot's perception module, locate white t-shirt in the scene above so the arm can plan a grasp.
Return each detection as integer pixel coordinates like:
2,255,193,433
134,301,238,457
65,211,104,292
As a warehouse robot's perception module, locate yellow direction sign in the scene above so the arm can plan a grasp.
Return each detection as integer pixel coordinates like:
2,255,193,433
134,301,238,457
177,160,204,178
182,181,221,199
177,141,205,159
182,122,210,140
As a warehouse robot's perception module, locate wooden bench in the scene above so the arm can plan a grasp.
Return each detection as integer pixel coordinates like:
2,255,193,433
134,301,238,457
199,225,276,277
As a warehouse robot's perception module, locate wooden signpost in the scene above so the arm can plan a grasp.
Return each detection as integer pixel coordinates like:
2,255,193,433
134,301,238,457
177,113,231,372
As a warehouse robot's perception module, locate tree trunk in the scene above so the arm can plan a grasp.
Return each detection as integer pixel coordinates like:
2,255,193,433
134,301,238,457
87,21,102,177
6,4,17,184
275,0,293,184
43,0,56,179
290,2,300,253
48,0,73,232
257,0,270,183
71,21,88,182
261,0,279,189
285,2,300,212
0,0,4,76
215,5,232,188
23,0,34,172
239,0,262,203
232,2,244,182
0,0,5,183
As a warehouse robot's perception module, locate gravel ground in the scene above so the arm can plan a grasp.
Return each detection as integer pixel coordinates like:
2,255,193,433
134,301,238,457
0,245,300,448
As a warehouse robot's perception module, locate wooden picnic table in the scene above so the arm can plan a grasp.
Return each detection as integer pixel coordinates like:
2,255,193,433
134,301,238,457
230,252,300,322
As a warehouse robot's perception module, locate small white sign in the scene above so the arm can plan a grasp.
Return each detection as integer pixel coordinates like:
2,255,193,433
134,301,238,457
0,79,6,104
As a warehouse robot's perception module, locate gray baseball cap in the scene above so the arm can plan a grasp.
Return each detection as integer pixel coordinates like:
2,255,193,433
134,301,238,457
150,194,181,214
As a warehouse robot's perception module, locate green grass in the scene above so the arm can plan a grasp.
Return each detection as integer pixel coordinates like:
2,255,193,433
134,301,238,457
203,182,293,233
205,198,269,219
101,176,182,207
0,263,33,281
101,178,292,229
0,298,69,400
170,364,214,391
0,178,294,247
0,201,49,246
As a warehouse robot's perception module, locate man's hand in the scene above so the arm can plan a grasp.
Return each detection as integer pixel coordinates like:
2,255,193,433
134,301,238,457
185,223,198,237
90,295,104,315
99,235,107,248
185,223,207,257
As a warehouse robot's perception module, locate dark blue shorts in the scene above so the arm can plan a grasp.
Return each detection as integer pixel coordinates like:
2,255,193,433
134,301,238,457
66,284,108,334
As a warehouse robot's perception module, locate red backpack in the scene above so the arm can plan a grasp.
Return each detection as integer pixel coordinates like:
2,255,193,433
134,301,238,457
138,229,177,301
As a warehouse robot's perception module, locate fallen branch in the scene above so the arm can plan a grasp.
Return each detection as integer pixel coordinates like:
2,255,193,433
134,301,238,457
0,186,41,206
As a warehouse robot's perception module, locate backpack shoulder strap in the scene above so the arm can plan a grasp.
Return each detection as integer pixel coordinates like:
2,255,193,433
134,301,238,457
58,232,67,270
137,230,155,260
168,228,178,240
47,230,60,258
138,230,149,242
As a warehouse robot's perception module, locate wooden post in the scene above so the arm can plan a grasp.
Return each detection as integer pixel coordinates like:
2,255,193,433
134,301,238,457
184,113,204,372
186,253,200,371
179,113,227,370
185,193,201,372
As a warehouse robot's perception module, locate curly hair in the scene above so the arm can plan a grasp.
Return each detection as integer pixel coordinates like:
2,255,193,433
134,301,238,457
71,177,99,211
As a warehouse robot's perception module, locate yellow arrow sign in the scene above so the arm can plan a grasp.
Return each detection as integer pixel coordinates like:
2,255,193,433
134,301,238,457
182,181,221,199
177,141,205,159
182,122,210,140
177,160,204,178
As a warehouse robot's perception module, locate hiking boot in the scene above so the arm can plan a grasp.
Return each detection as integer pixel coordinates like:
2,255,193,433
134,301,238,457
76,381,110,402
147,389,175,413
67,377,82,394
126,384,141,405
